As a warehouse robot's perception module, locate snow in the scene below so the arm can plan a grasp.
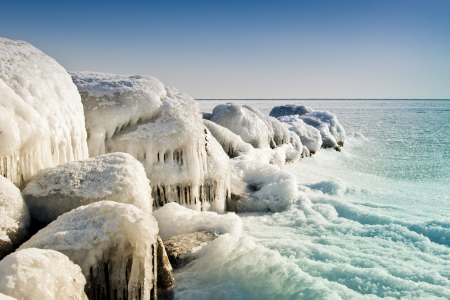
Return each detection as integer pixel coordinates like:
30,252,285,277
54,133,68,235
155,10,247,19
0,248,87,300
269,104,346,149
19,201,158,300
0,293,16,300
277,115,323,153
0,38,88,186
0,176,30,259
70,71,166,157
21,153,152,224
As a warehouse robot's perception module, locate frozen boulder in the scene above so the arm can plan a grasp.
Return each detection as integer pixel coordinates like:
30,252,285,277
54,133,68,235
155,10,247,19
163,231,217,269
0,38,88,187
269,104,314,118
277,115,322,154
21,152,152,225
0,176,30,259
70,72,166,158
269,104,346,149
19,201,159,300
0,248,87,300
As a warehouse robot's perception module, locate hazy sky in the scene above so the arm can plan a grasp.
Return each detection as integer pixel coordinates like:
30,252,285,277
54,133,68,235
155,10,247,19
1,0,449,99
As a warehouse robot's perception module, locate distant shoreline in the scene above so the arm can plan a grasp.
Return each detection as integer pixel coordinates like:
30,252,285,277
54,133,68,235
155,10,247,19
196,98,450,101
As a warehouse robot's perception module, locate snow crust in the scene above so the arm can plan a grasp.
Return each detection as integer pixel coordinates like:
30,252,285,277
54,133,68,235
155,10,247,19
70,71,166,157
22,153,152,224
19,201,158,300
0,38,88,186
0,248,87,300
0,176,30,259
269,104,346,149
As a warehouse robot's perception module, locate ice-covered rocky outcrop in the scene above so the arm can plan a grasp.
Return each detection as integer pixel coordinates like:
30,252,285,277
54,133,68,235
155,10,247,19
270,104,346,149
21,153,152,225
0,38,88,187
277,115,322,154
73,72,230,212
0,248,88,300
0,176,30,259
20,201,158,300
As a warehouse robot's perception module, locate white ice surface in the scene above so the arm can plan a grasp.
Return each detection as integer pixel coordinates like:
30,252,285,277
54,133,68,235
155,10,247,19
0,176,30,258
71,71,166,157
0,248,87,300
0,38,88,186
19,201,158,299
22,153,152,224
0,293,16,300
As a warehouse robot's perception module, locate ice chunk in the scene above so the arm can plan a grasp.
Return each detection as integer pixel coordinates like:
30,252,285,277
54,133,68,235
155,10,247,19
0,248,87,300
70,71,166,157
22,153,152,225
0,176,30,259
277,115,323,153
0,38,88,186
269,104,314,118
19,201,158,300
269,104,346,149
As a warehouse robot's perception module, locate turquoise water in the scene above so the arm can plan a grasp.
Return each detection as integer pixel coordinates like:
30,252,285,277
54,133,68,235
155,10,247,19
175,100,450,299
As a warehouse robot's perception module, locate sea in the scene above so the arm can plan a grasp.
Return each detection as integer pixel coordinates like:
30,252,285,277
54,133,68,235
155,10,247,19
175,99,450,299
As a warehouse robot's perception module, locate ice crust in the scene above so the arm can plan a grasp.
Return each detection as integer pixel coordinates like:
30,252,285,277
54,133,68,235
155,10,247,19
19,201,158,300
70,71,166,157
0,176,30,259
22,153,152,224
0,38,88,186
0,248,87,300
269,104,345,149
74,72,230,212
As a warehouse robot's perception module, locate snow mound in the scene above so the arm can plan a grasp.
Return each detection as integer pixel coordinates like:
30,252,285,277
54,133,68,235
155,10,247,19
0,248,87,300
70,71,166,157
277,115,323,153
0,176,30,259
19,201,158,300
0,38,88,186
269,104,346,149
22,153,152,224
76,73,230,212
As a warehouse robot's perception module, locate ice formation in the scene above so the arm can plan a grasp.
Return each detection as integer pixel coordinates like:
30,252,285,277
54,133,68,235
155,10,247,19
0,38,88,187
269,104,346,149
0,176,30,259
19,201,158,300
70,72,165,157
277,115,323,153
73,72,230,212
0,293,16,300
22,153,152,224
0,248,87,300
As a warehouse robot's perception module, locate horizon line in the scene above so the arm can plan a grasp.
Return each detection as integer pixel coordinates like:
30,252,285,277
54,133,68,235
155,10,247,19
195,98,450,101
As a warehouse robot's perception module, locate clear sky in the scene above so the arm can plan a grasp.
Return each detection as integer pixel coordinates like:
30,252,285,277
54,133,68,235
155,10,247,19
1,0,449,99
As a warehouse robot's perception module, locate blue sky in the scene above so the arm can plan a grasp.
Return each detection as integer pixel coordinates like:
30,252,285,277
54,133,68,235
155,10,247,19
1,0,449,99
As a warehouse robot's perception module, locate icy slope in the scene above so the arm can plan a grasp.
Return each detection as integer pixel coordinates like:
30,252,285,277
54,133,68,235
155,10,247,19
20,201,158,300
0,176,30,259
0,38,88,186
22,153,152,224
0,248,87,300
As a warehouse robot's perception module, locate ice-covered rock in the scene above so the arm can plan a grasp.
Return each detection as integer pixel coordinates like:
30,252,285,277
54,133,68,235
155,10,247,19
70,72,166,157
277,115,323,153
19,201,159,300
74,72,230,212
269,104,346,149
163,231,217,269
0,176,30,259
0,38,88,187
0,248,87,300
156,236,174,300
21,153,152,225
